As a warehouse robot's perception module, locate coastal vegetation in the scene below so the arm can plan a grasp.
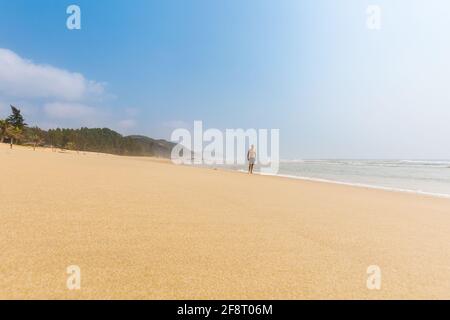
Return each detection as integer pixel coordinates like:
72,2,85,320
0,105,174,157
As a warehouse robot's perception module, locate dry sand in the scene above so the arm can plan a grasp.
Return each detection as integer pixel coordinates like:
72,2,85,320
1,143,450,299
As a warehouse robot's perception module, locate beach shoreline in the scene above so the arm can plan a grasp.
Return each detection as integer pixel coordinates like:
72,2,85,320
244,170,450,200
5,144,450,200
1,143,450,299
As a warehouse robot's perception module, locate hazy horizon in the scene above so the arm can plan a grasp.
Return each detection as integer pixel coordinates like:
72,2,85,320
1,0,450,159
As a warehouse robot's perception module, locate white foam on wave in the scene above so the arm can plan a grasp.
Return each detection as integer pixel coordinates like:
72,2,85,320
280,159,450,168
237,169,450,199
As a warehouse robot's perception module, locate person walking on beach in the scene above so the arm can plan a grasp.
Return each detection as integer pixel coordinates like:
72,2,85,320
247,144,256,174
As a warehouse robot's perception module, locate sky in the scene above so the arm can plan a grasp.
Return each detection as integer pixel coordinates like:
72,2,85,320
1,0,450,159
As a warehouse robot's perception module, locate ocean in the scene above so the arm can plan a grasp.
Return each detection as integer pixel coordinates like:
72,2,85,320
233,160,450,198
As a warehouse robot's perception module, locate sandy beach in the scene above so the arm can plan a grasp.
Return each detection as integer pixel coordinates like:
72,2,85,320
1,143,450,299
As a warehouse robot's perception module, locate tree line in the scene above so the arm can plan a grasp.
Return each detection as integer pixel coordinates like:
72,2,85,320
0,105,173,157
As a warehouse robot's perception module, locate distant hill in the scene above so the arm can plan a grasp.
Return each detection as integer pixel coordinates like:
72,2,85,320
39,127,175,158
1,106,177,158
125,135,176,158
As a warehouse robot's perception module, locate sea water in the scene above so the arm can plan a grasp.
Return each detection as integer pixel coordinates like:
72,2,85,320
232,160,450,198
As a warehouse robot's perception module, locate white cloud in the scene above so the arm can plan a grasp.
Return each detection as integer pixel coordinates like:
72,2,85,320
0,48,105,101
163,120,189,129
118,119,136,129
44,102,96,119
0,48,131,132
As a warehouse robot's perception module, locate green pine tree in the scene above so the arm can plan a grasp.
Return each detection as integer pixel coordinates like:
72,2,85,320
6,105,27,130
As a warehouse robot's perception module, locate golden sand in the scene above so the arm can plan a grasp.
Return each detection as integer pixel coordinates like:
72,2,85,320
1,143,450,299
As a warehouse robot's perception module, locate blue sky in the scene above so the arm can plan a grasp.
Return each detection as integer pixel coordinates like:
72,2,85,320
1,0,450,159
